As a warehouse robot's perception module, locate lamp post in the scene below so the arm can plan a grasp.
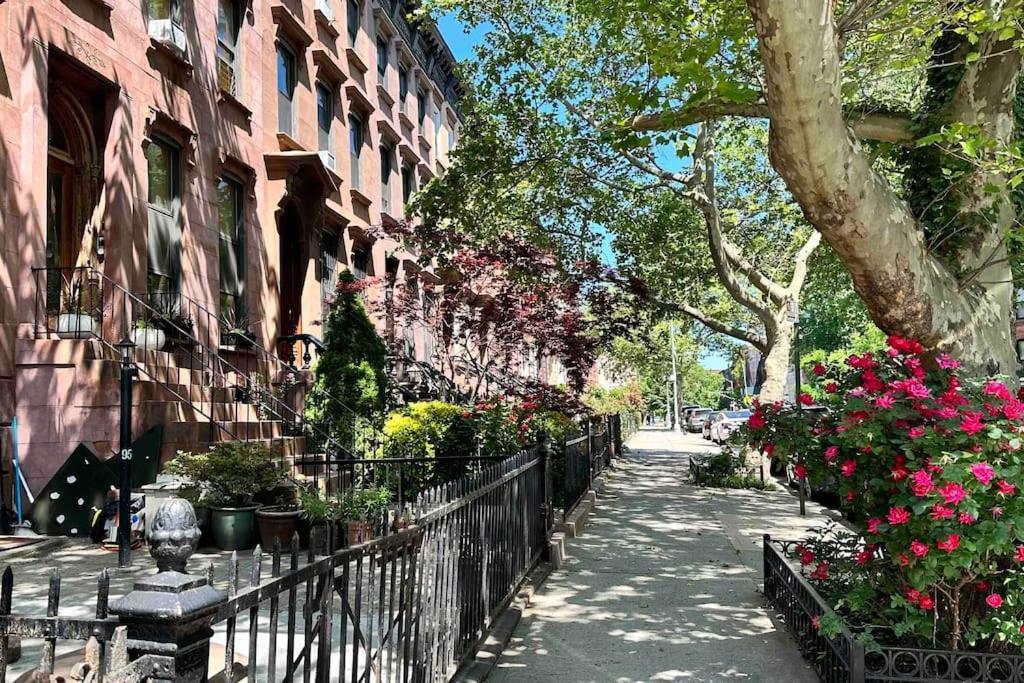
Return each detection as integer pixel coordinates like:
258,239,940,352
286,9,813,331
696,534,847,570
115,335,137,568
786,300,806,517
669,322,681,433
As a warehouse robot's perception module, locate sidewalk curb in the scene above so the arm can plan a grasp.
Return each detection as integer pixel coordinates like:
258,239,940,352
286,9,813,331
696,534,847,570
453,466,613,682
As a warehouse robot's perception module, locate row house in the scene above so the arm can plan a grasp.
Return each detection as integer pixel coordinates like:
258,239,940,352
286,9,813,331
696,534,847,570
0,0,463,497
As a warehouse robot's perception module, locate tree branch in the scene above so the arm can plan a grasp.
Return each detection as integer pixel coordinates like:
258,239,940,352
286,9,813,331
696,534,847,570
652,297,767,350
787,231,822,294
721,238,789,304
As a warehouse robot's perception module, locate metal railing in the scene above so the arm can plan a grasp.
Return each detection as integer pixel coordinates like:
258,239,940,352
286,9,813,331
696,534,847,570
559,416,614,517
0,446,550,682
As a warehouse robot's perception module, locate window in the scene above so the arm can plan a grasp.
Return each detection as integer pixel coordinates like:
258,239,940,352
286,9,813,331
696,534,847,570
380,145,393,213
448,121,456,154
398,66,409,113
145,138,182,304
316,0,333,19
218,177,245,327
352,247,369,280
216,0,241,95
276,42,297,135
404,276,418,360
148,0,186,51
423,291,437,363
319,231,340,318
348,113,364,189
1016,288,1024,320
376,37,388,83
346,0,360,47
417,89,427,126
433,105,441,152
317,83,335,169
401,164,415,205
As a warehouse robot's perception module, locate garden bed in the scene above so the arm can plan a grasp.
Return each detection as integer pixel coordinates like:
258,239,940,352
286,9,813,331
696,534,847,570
764,536,1024,683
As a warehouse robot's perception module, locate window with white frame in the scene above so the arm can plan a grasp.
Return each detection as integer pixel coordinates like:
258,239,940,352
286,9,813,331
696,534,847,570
216,0,241,95
148,0,186,52
317,83,335,169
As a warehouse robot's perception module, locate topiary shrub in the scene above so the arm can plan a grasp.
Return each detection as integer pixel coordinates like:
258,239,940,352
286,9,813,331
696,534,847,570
306,272,389,453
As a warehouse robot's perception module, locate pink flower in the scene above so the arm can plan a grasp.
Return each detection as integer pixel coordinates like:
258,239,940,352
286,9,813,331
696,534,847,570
910,540,930,557
811,615,821,630
939,482,968,505
959,512,976,525
866,517,883,534
992,506,1004,519
908,426,926,439
960,412,985,436
887,507,911,525
1005,400,1024,420
998,480,1016,496
824,446,839,461
874,394,895,409
938,406,959,419
987,593,1004,609
937,534,960,553
763,443,775,457
840,460,857,477
910,470,934,497
794,464,807,479
1015,545,1024,562
855,548,873,565
971,462,996,486
800,549,815,566
937,353,960,370
984,381,1013,401
906,588,921,603
809,562,829,581
898,553,910,567
930,504,954,521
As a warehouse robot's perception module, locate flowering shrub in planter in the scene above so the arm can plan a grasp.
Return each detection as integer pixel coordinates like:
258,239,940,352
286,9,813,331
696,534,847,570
744,336,1024,652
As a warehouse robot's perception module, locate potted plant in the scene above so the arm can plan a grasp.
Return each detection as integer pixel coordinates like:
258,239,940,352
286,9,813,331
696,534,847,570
131,319,166,351
153,313,195,347
299,489,338,555
55,282,97,339
220,310,258,349
164,442,286,551
337,486,391,546
255,485,300,550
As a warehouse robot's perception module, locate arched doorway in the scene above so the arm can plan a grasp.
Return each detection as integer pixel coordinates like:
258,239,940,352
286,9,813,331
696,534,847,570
278,202,304,360
45,84,101,313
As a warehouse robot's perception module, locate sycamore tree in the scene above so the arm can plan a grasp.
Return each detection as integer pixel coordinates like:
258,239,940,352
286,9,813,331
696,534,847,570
428,0,1024,382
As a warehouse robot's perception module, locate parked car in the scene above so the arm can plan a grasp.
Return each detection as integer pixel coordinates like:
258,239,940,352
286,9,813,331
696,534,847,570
701,412,719,440
686,408,712,432
709,410,752,444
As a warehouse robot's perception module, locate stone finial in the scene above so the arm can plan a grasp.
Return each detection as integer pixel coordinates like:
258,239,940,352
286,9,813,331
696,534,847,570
148,498,201,573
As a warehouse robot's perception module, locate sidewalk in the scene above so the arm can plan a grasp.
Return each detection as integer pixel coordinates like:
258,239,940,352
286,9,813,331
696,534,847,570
488,428,838,682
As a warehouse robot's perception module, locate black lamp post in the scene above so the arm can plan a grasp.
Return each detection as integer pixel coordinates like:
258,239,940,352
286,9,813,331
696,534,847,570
787,300,806,517
115,334,137,568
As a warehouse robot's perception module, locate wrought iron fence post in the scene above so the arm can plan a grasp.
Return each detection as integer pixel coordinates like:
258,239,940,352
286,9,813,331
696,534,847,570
586,420,594,491
537,433,553,561
110,499,227,682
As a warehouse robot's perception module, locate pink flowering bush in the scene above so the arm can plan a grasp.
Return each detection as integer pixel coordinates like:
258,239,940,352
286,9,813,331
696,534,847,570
745,336,1024,651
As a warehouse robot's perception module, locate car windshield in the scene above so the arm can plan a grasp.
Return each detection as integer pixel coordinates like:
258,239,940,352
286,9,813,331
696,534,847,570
691,410,711,418
724,410,751,419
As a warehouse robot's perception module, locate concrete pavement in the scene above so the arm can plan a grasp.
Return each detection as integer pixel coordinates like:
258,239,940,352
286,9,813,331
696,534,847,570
488,428,839,683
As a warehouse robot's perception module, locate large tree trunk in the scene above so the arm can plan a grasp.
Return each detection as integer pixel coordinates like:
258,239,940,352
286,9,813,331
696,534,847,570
746,0,1020,378
759,316,793,403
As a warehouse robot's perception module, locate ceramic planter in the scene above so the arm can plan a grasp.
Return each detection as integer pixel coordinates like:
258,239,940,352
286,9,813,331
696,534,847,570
56,313,96,339
210,505,259,551
255,506,300,549
132,327,166,351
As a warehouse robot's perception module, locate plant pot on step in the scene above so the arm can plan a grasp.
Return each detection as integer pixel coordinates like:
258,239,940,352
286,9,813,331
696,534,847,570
346,519,375,546
210,505,259,551
256,505,300,549
56,313,97,339
131,327,166,351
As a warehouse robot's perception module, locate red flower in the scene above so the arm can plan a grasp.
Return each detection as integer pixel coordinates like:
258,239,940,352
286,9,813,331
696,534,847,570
906,588,921,603
998,480,1016,496
987,593,1004,609
984,381,1013,401
898,553,910,567
824,381,839,394
763,443,775,457
748,410,766,429
930,504,954,521
809,562,829,581
960,412,985,436
811,615,821,630
1004,400,1024,420
824,446,839,461
812,363,826,376
866,518,883,534
855,548,873,565
908,426,926,439
919,595,934,610
970,462,995,486
798,393,813,406
958,512,976,525
910,470,933,496
939,482,967,505
910,540,930,557
936,534,960,553
887,507,911,525
840,460,857,477
794,464,807,479
1015,546,1024,562
800,549,815,566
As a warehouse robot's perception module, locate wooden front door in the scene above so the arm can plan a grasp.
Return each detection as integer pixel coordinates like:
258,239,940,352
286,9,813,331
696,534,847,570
278,203,304,361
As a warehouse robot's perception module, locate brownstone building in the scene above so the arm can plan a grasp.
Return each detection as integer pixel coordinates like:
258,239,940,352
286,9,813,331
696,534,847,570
0,0,463,497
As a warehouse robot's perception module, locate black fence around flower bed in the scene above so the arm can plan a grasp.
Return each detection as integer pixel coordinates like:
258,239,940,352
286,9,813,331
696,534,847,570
764,535,1024,683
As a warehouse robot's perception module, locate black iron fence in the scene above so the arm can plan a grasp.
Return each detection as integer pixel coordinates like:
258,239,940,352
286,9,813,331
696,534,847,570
764,535,1024,683
559,415,619,517
0,443,558,682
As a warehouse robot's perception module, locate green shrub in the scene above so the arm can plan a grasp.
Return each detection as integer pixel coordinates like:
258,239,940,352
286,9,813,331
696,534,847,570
691,447,774,491
307,271,389,452
336,486,391,522
165,442,287,507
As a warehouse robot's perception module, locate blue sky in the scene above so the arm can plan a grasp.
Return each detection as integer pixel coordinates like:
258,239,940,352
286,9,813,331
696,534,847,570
435,15,731,371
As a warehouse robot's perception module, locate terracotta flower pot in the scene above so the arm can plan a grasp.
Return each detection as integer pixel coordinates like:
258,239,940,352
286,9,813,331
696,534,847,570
346,520,375,546
255,505,300,550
